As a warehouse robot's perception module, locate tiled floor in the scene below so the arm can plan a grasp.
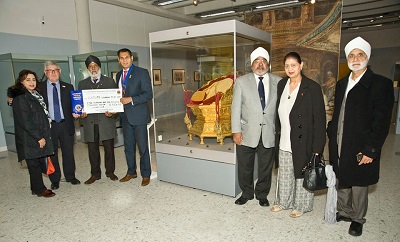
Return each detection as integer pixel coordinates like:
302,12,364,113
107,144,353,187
0,125,399,241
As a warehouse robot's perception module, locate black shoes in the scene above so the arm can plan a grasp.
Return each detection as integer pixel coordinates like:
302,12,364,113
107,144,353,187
67,178,81,185
348,221,363,236
235,196,251,205
51,182,59,190
258,199,270,207
235,196,269,206
336,213,352,222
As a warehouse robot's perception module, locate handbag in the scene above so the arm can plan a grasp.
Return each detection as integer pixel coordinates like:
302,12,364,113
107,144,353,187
302,153,327,191
41,157,55,175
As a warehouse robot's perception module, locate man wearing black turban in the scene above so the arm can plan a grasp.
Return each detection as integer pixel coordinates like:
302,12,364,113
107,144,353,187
75,55,119,184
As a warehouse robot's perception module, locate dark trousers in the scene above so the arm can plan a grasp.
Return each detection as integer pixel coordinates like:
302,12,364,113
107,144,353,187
88,124,115,178
122,116,151,178
26,158,47,194
48,121,76,182
236,138,275,200
337,184,369,224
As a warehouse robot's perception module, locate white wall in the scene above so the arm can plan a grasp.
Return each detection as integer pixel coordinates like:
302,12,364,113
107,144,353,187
0,0,190,54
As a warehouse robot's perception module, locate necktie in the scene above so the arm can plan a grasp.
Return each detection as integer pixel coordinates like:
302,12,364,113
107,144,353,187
122,70,128,93
93,78,98,84
258,76,265,110
123,70,127,81
52,83,62,123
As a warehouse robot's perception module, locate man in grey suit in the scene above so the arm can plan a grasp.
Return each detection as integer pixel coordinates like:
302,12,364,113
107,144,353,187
231,47,281,206
75,55,119,184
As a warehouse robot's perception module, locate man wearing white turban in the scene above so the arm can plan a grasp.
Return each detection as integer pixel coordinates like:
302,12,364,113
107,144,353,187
231,47,282,207
327,36,394,236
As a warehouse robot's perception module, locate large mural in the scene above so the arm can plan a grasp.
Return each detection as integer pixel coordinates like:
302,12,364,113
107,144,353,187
245,0,342,121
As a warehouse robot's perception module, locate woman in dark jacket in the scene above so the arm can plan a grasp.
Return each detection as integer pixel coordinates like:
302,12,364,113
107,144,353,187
271,52,326,218
8,70,55,197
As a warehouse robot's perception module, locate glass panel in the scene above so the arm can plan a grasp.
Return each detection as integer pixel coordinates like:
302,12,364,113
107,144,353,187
0,59,15,134
151,26,271,152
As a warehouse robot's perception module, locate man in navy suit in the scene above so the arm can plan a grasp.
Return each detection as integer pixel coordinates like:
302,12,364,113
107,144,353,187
117,48,153,186
39,61,80,189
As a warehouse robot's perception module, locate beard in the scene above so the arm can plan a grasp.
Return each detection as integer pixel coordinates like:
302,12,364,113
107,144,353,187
90,69,101,79
252,66,268,76
348,59,368,71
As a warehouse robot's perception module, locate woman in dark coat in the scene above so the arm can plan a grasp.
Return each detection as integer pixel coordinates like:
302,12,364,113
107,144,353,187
8,70,55,197
271,52,326,218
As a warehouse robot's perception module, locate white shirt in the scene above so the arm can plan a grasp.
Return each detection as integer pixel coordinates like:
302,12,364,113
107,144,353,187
345,68,367,97
278,79,300,152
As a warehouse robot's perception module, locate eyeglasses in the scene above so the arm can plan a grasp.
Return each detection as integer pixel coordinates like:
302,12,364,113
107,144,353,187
45,69,60,74
253,59,268,64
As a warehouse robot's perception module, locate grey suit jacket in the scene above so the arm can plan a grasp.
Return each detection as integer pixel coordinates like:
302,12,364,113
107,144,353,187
78,75,117,142
231,72,281,148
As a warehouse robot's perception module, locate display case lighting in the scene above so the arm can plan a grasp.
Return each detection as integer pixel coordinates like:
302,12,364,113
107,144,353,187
200,10,236,18
255,0,299,9
156,0,186,6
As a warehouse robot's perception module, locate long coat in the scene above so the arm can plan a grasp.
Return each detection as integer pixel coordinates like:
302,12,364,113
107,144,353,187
327,68,394,187
275,76,326,178
8,88,54,161
116,65,153,125
231,72,281,148
78,75,118,142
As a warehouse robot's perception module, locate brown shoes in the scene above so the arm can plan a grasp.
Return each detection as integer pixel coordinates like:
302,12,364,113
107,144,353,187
141,177,150,186
106,173,119,181
36,189,56,198
119,173,137,182
84,176,100,185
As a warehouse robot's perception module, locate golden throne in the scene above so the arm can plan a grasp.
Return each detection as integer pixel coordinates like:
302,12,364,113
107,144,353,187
184,75,234,145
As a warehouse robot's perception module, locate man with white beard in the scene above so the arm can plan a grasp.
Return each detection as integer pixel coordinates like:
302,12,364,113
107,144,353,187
327,37,394,236
75,55,119,184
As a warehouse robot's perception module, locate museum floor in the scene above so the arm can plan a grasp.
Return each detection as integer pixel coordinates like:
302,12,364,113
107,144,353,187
0,124,399,241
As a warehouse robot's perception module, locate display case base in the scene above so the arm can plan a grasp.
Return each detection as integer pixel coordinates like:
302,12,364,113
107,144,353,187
157,152,240,197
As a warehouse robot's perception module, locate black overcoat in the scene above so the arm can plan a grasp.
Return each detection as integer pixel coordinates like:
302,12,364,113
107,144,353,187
275,76,326,178
8,88,54,161
327,68,394,187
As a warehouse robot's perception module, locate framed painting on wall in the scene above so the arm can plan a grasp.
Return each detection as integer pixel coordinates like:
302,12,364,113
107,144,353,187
153,69,162,86
172,69,185,84
194,71,200,82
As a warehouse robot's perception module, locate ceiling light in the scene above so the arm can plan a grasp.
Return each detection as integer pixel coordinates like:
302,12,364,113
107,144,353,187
256,0,299,10
310,0,316,4
155,0,186,6
200,10,235,18
193,0,198,6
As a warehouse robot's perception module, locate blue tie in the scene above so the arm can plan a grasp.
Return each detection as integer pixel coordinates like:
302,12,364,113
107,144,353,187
52,83,62,123
258,76,265,110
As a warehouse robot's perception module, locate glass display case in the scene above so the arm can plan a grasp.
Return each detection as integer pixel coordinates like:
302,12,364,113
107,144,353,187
0,53,70,152
149,20,272,196
71,50,138,147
